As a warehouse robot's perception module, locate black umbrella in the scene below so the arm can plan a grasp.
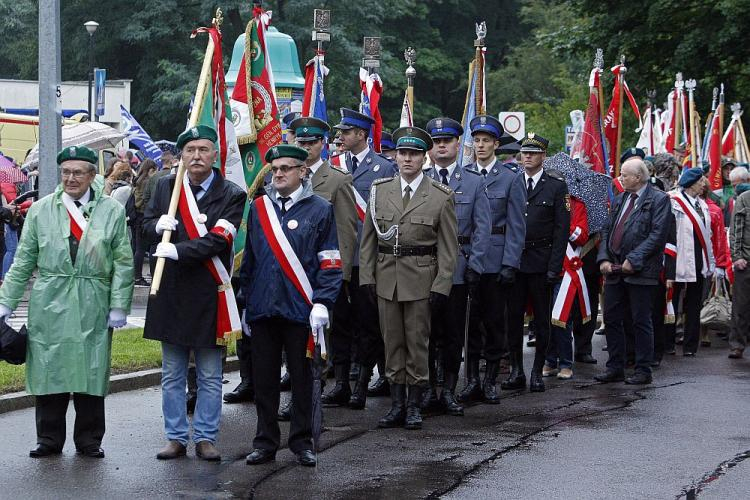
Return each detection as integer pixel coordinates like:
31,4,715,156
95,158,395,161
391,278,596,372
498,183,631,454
311,337,324,460
0,322,27,365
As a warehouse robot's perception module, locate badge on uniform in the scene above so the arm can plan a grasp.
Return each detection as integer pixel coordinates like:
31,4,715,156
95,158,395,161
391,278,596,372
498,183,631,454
373,165,380,172
287,219,299,230
197,213,208,224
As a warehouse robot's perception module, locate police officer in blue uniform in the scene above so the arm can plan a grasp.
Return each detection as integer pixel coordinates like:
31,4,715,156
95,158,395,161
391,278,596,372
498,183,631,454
458,115,527,404
281,111,302,144
422,117,491,415
241,145,342,467
333,108,399,409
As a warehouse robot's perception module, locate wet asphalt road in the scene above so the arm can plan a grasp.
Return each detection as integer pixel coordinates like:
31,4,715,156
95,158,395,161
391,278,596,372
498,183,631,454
0,333,748,500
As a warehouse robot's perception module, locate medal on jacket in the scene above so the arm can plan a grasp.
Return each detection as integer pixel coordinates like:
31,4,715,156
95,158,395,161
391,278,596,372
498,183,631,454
287,219,298,230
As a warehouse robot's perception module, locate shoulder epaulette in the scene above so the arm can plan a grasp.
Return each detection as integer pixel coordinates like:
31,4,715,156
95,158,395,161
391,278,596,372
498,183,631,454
372,177,393,186
546,169,566,182
376,153,395,163
429,178,454,194
463,168,481,176
329,163,349,175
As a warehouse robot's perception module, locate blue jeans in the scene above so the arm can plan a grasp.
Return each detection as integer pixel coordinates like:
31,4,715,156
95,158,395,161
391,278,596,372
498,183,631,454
546,282,573,370
2,224,18,279
161,343,223,445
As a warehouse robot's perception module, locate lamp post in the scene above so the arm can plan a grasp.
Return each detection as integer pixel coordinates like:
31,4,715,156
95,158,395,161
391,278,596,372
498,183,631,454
84,20,99,121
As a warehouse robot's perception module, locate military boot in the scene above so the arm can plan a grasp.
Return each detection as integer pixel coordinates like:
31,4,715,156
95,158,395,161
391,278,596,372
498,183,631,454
321,364,351,406
367,359,390,397
420,362,440,412
501,351,527,390
348,365,372,409
482,361,500,404
404,385,424,430
457,357,483,403
440,372,464,416
529,355,546,392
377,383,406,428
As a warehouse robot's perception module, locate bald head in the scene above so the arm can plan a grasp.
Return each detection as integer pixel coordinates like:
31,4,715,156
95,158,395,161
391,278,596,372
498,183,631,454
620,158,649,192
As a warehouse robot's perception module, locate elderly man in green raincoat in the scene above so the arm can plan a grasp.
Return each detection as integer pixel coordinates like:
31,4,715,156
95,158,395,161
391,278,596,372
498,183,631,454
0,145,134,459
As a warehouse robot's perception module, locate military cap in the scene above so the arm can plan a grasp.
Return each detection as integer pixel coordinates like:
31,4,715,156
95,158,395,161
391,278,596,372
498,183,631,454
56,145,98,165
426,117,464,139
282,112,302,130
620,147,645,164
678,167,704,188
392,126,434,152
290,116,330,142
176,125,218,150
470,115,504,140
519,132,549,153
380,131,396,151
264,144,309,163
333,108,375,131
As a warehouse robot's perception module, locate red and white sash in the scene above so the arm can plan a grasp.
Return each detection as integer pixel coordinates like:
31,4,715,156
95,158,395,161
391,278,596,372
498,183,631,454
671,191,711,272
177,175,241,345
351,186,367,222
62,195,87,241
551,243,591,327
664,286,675,324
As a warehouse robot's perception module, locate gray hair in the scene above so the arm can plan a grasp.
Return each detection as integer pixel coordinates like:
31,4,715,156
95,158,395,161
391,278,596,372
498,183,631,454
729,166,749,183
622,158,650,182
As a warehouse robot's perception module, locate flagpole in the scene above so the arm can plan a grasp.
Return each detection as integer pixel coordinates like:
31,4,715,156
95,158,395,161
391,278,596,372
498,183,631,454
614,55,626,177
595,49,606,126
718,84,725,144
150,9,221,296
673,73,684,156
686,79,698,168
474,22,487,115
405,47,416,115
646,89,656,155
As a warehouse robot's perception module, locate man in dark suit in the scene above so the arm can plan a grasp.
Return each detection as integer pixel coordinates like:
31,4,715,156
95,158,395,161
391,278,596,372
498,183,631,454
505,133,570,392
595,157,671,385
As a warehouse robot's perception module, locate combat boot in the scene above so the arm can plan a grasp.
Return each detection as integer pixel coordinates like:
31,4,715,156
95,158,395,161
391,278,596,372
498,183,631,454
440,372,464,416
321,364,351,406
457,357,483,403
420,362,440,412
501,351,527,390
529,356,545,392
404,385,424,430
348,365,372,409
378,383,406,428
482,361,500,404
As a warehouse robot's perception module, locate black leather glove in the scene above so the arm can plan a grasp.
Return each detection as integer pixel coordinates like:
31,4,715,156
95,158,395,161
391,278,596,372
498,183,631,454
464,267,481,296
546,271,562,284
498,266,516,284
429,291,448,311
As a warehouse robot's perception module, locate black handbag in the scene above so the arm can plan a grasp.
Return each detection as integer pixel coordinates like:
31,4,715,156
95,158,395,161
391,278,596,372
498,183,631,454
0,322,27,365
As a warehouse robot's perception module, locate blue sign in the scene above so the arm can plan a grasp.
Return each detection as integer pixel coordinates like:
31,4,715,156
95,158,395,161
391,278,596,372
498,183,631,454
94,68,106,117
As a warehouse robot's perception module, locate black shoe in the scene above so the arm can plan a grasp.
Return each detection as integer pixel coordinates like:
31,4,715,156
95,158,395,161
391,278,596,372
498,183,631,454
367,375,390,397
500,351,527,390
348,366,371,410
575,354,598,364
594,371,625,383
594,327,605,336
322,365,352,406
278,401,292,421
378,384,406,428
29,444,62,458
279,372,291,391
666,348,676,355
526,332,536,347
675,336,684,345
529,371,545,392
134,277,150,287
420,385,440,412
625,372,653,385
405,386,423,430
440,372,464,416
482,362,500,404
76,446,105,458
349,363,361,381
223,380,255,403
457,358,483,403
296,449,317,467
683,351,696,357
186,391,197,415
650,359,662,368
246,448,276,465
602,345,608,351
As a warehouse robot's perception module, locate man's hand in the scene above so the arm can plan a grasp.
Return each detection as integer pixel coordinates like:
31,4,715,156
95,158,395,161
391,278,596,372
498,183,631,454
600,261,613,275
154,242,179,261
546,271,562,284
155,214,178,235
498,266,516,284
666,279,675,289
107,308,127,328
464,268,480,296
309,303,329,332
735,259,748,271
622,259,634,274
715,267,726,280
0,304,12,320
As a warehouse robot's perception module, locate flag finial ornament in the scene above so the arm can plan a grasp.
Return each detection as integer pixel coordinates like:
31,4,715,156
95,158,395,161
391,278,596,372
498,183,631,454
594,48,603,69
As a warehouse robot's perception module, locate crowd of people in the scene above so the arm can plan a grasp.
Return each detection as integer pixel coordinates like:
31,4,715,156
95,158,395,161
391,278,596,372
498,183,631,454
0,106,747,469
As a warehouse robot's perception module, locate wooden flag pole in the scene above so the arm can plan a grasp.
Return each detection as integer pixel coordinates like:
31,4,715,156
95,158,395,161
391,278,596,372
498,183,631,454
686,79,697,168
150,10,220,296
474,21,486,115
595,49,606,127
673,73,684,156
614,55,626,177
405,47,416,115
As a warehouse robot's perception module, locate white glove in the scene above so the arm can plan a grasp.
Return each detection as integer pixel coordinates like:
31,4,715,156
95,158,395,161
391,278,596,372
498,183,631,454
154,242,179,261
309,303,329,336
0,304,12,319
155,214,178,235
715,267,726,280
108,308,127,328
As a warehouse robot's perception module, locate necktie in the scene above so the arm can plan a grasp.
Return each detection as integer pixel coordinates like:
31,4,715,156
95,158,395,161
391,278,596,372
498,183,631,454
610,193,638,255
480,168,487,177
403,185,411,210
694,199,705,225
74,200,88,219
279,197,291,216
351,156,359,174
190,184,202,200
527,177,534,197
439,168,449,185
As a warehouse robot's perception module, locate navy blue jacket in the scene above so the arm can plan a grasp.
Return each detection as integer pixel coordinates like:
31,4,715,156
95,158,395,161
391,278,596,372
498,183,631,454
239,181,343,325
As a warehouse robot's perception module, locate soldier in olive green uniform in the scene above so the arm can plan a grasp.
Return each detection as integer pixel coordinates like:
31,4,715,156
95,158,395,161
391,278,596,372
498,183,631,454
360,126,458,430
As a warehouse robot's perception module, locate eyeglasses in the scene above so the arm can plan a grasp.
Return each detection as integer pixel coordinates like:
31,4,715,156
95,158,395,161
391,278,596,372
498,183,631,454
61,169,91,179
270,164,303,174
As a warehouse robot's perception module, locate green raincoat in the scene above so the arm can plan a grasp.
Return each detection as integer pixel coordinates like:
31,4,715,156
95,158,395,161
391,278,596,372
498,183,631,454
0,180,134,396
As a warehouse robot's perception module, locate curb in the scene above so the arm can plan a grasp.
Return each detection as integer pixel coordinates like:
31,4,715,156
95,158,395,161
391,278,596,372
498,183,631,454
0,356,239,415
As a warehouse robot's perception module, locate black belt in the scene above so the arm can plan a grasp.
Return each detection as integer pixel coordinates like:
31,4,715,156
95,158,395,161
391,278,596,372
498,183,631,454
378,244,437,257
457,235,471,244
492,226,506,235
524,237,552,249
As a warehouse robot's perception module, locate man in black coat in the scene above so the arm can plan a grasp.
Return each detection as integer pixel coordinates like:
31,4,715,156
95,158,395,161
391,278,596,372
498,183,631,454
143,125,246,461
595,158,671,385
504,133,570,393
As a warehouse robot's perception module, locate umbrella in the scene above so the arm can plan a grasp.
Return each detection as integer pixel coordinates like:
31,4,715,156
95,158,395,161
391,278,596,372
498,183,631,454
0,155,14,168
0,162,28,184
543,152,611,234
0,322,27,365
311,339,324,460
22,121,125,169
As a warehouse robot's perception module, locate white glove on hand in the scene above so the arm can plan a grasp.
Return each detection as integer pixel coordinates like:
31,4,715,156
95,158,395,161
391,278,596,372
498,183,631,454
0,304,12,320
154,242,179,261
715,267,726,280
108,308,127,328
155,214,178,235
309,303,329,339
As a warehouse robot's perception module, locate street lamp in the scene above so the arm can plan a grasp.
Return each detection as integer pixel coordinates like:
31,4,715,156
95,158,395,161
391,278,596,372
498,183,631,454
84,20,99,121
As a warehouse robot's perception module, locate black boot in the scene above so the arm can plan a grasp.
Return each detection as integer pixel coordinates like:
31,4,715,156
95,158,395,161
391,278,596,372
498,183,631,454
223,379,255,403
277,400,292,421
405,385,424,430
529,356,545,392
482,361,500,404
348,365,372,409
420,362,440,412
321,364,352,406
367,374,390,397
440,372,464,416
378,383,406,428
457,358,483,403
501,351,527,390
349,363,361,381
186,366,197,414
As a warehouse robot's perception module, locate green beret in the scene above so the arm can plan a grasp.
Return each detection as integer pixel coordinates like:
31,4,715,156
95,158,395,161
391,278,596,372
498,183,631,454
56,145,98,165
176,125,218,150
264,144,309,163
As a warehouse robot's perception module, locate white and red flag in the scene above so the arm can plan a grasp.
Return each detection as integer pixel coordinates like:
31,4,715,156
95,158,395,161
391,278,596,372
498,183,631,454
359,68,383,153
603,64,641,174
577,68,608,174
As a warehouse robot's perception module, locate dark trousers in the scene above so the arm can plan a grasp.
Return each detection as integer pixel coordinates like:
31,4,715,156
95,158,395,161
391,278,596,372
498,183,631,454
330,285,353,368
237,335,253,382
250,317,312,453
467,274,507,362
652,282,675,360
572,272,600,356
603,280,657,375
431,284,469,375
673,277,704,354
132,216,147,280
507,272,551,370
350,267,384,370
35,393,105,451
